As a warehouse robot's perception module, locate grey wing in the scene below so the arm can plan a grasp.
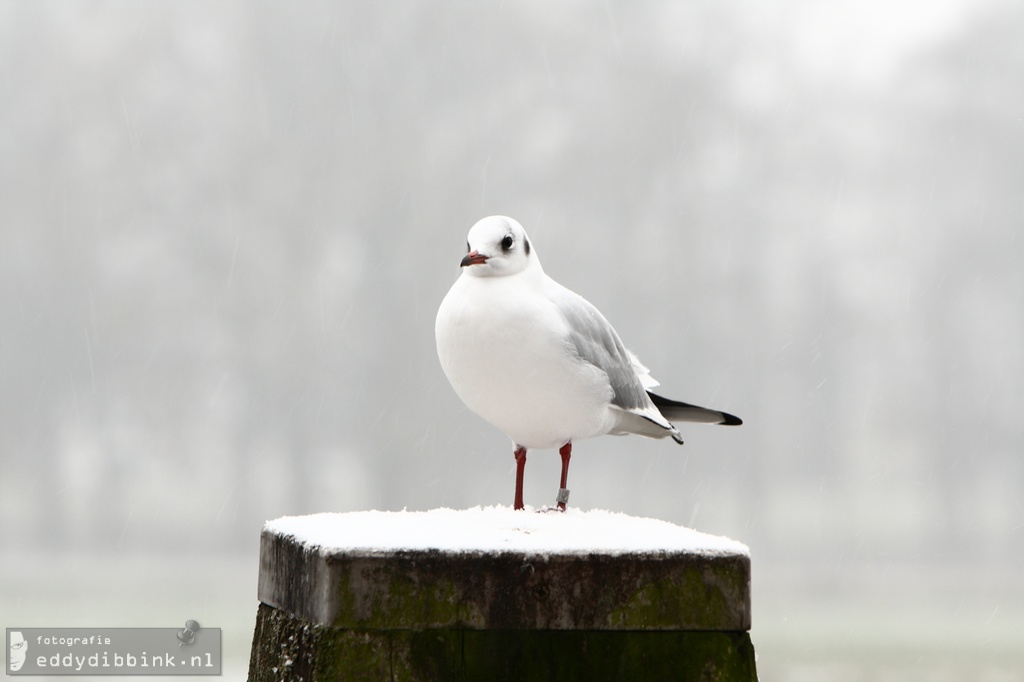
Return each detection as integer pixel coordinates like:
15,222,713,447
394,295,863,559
552,288,651,412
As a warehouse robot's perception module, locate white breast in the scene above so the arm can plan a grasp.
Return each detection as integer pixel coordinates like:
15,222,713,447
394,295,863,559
435,272,617,450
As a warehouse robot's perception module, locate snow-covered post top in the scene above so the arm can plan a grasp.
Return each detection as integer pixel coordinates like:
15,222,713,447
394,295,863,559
248,507,756,681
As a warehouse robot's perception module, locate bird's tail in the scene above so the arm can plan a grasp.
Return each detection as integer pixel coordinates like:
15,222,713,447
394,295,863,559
648,392,743,426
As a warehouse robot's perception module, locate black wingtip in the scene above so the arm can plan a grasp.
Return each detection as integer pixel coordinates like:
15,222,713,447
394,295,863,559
648,391,743,426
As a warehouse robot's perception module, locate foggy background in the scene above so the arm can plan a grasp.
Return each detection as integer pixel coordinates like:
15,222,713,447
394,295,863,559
2,2,1021,679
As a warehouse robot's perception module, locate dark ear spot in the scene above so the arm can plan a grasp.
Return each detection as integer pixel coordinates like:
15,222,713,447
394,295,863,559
524,237,531,256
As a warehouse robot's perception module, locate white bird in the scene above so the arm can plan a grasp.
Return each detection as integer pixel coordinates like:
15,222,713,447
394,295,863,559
435,216,741,511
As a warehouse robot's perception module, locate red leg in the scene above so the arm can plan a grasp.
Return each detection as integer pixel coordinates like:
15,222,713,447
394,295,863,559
557,442,572,511
513,447,527,511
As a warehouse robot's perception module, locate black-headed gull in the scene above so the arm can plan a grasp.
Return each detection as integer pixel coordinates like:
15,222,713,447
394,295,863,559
435,216,741,511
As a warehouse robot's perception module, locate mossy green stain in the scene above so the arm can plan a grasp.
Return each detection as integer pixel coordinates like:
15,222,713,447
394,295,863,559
331,563,465,629
607,565,744,630
324,553,747,632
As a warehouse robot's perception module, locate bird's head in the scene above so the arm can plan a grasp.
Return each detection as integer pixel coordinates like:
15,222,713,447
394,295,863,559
460,216,537,277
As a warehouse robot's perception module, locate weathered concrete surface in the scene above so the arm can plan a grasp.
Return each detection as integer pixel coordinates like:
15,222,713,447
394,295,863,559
258,528,751,631
248,603,758,682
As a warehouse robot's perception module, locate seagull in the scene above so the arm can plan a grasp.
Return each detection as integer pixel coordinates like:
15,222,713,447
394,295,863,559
435,216,741,511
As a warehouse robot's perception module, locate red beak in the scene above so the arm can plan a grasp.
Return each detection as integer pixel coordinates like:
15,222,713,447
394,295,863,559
461,250,489,267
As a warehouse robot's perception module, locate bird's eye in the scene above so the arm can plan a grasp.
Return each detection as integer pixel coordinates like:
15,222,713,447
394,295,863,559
501,235,514,251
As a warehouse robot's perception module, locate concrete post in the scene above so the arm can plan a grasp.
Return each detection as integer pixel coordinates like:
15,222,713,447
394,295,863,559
248,509,756,681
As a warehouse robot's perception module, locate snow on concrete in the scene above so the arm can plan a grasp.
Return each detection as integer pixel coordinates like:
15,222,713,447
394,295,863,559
265,506,748,557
